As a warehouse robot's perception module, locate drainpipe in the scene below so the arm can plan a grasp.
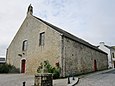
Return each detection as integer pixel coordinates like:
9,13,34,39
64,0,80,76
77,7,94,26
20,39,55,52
61,35,66,77
60,35,64,77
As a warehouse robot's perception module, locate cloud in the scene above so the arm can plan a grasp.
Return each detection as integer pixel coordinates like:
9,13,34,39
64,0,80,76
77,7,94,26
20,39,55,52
0,0,115,56
32,0,115,46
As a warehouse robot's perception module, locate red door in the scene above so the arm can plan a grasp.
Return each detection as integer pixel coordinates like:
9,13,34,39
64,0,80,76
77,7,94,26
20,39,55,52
21,59,26,73
94,60,97,71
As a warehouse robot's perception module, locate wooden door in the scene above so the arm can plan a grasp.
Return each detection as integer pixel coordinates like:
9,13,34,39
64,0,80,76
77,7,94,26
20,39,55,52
94,60,97,71
21,59,26,73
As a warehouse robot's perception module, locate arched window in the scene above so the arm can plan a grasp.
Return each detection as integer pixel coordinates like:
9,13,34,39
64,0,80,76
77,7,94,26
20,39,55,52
22,40,28,51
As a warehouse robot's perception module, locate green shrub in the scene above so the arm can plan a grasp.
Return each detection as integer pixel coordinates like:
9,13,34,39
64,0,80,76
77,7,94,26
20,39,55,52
37,60,60,79
0,64,9,73
52,67,60,79
0,63,19,73
8,65,20,73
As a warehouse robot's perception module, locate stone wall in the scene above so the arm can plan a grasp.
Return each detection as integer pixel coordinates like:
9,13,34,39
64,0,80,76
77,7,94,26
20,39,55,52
62,37,108,76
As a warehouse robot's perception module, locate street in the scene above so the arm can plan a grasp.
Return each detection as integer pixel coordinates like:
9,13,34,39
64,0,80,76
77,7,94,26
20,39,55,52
76,69,115,86
0,74,34,86
0,69,115,86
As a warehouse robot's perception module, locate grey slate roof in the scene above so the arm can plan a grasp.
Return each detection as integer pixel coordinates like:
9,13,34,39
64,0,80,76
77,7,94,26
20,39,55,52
34,16,107,55
105,45,111,49
105,45,115,50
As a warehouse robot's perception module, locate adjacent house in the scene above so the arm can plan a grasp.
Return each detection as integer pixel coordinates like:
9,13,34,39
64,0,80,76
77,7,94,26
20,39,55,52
6,5,108,77
98,42,115,68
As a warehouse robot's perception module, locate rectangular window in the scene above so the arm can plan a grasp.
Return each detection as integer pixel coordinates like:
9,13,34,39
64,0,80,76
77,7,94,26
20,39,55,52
39,32,45,46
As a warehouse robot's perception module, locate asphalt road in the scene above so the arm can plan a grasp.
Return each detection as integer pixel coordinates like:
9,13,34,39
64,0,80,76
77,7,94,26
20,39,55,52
76,69,115,86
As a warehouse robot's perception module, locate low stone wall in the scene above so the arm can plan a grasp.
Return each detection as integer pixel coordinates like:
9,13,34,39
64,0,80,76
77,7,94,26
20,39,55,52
34,73,53,86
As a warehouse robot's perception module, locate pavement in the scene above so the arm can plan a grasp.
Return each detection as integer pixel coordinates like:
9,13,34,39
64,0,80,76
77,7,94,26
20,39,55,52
76,68,115,86
54,68,115,86
0,74,34,86
67,77,79,86
53,77,79,86
0,69,114,86
0,74,79,86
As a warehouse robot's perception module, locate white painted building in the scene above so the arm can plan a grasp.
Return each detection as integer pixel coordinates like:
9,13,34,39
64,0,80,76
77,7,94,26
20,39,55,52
98,42,115,68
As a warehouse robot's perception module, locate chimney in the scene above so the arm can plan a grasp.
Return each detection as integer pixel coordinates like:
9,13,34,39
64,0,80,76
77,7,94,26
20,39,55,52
27,4,33,15
99,42,105,45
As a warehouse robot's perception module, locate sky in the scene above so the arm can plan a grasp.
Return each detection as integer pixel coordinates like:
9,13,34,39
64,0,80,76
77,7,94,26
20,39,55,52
0,0,115,56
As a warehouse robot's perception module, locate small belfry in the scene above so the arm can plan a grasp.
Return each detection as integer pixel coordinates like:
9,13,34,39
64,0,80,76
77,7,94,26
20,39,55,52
27,4,33,15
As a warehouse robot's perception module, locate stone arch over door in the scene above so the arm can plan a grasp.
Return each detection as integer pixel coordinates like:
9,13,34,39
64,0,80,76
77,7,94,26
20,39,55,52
21,59,26,73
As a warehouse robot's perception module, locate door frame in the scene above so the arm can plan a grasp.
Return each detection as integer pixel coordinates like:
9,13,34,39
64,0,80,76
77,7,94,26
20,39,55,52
94,60,97,71
20,58,26,73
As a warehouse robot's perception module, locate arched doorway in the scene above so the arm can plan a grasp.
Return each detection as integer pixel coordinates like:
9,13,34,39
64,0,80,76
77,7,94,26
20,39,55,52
21,59,26,73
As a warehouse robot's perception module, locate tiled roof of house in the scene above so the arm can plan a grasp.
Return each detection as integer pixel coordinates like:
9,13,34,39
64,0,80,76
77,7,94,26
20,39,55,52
34,16,107,55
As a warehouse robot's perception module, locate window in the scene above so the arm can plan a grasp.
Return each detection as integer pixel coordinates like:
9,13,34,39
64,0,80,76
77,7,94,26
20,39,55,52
22,40,28,51
112,53,115,58
39,32,45,46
